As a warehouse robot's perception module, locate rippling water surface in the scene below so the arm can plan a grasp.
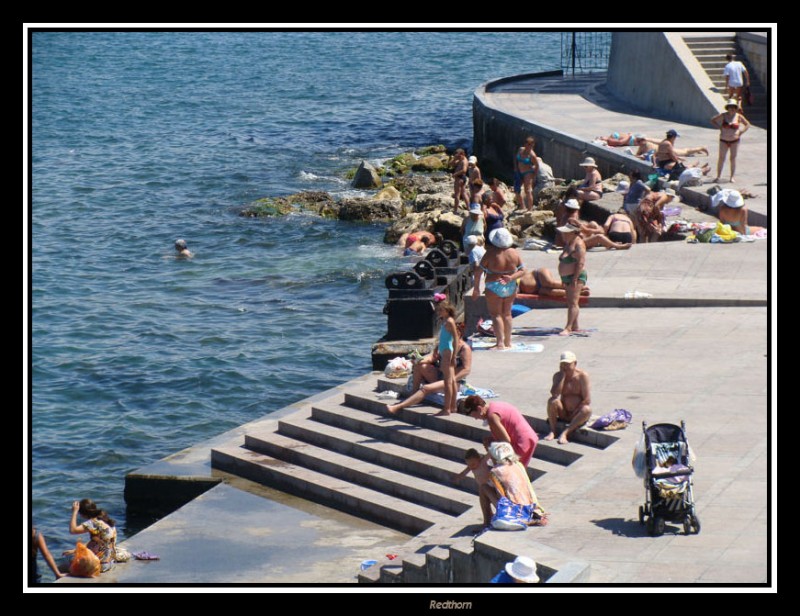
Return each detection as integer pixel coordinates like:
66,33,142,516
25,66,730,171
30,30,566,553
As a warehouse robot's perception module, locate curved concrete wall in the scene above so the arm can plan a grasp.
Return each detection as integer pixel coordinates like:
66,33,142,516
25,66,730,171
606,32,726,127
473,86,653,188
739,32,769,90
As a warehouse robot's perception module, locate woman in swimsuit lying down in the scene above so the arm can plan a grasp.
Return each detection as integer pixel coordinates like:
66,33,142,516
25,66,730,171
472,227,525,350
597,133,709,157
518,267,590,298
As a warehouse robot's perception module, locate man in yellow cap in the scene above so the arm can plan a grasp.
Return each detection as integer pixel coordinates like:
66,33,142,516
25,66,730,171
544,351,591,444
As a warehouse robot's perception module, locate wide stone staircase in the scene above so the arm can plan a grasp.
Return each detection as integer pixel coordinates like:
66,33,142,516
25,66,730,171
683,34,768,128
211,373,619,582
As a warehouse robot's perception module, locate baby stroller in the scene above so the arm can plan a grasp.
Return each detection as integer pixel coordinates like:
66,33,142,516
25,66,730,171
636,421,700,536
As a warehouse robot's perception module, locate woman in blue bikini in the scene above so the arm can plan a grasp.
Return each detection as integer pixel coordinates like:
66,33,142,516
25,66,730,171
516,137,539,212
556,222,587,336
472,228,525,350
435,300,461,416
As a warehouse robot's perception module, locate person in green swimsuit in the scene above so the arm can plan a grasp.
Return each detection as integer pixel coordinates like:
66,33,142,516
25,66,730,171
556,223,587,336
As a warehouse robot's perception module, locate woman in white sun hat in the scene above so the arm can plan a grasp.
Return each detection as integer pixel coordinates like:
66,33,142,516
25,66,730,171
711,99,751,184
575,157,603,203
472,227,524,350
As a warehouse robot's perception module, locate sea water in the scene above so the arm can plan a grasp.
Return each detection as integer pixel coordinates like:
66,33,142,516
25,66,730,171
30,30,571,555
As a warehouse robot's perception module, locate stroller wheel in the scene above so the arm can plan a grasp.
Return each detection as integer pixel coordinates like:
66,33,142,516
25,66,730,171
646,517,655,536
639,506,646,525
654,516,665,537
691,514,701,534
683,516,692,535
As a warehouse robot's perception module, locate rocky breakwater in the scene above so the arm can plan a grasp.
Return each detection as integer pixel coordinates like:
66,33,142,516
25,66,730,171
236,145,588,248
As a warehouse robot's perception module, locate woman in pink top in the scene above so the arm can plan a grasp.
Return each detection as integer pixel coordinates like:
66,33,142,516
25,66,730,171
461,395,538,466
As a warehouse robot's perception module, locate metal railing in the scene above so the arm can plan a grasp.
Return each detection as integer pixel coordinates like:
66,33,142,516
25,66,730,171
561,32,612,75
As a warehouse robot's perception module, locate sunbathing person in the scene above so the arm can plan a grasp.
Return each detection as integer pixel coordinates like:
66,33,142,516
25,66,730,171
596,133,709,157
565,208,632,250
518,267,590,298
386,342,472,416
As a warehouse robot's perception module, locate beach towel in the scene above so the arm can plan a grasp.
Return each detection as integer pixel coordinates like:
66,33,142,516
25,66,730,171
512,327,597,337
425,384,499,406
470,339,544,352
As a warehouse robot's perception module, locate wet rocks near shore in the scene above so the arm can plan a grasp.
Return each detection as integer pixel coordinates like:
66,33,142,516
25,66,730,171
238,145,571,246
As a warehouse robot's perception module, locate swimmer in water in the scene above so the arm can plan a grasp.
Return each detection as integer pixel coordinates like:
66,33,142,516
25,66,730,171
175,239,193,258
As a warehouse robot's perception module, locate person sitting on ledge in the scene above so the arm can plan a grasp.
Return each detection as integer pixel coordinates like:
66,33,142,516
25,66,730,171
564,200,632,250
655,130,710,180
386,337,472,416
518,267,590,298
575,157,603,203
545,351,591,445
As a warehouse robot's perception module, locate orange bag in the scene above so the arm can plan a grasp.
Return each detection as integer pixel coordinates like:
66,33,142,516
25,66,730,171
69,541,101,577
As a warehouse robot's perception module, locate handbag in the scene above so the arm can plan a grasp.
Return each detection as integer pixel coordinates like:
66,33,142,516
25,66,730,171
491,496,532,531
489,462,547,530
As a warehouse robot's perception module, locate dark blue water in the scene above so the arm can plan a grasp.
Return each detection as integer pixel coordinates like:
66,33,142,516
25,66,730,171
30,31,566,555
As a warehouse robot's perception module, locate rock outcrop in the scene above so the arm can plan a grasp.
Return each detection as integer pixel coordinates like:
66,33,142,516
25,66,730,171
351,160,383,189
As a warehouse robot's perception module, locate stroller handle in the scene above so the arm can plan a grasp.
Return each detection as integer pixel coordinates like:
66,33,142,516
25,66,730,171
652,467,694,479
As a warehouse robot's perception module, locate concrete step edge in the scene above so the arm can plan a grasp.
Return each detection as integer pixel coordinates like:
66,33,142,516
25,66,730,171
276,415,476,489
211,443,453,535
244,429,474,514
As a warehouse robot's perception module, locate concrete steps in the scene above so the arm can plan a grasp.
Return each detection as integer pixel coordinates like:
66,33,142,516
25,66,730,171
210,373,620,582
211,443,453,536
277,414,474,490
683,34,768,128
244,427,473,516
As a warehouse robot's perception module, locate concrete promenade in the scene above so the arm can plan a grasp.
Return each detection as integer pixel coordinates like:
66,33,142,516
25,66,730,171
467,241,771,584
477,72,769,227
71,238,771,586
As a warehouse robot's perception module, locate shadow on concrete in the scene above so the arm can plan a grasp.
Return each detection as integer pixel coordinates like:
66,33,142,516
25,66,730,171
591,517,653,538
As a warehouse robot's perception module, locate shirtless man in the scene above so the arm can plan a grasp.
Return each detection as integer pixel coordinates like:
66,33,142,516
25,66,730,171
451,149,469,212
454,448,494,526
545,351,591,445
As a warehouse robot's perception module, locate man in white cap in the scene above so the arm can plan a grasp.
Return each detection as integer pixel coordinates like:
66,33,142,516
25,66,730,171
490,555,540,583
545,351,591,445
